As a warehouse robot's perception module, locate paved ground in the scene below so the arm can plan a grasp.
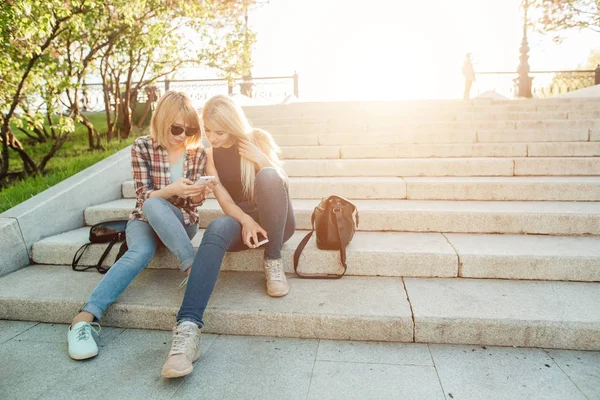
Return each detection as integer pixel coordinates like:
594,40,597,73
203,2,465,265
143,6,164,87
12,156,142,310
1,320,598,400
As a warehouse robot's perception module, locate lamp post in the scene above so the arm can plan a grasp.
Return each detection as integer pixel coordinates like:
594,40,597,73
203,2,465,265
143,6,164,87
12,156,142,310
517,0,533,98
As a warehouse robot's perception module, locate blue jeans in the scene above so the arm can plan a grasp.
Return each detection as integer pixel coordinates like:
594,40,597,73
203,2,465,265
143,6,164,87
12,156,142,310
176,167,295,327
82,197,197,321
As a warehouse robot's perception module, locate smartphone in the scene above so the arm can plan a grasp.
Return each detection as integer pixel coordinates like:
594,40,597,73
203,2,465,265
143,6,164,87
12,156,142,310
194,175,215,185
252,233,269,247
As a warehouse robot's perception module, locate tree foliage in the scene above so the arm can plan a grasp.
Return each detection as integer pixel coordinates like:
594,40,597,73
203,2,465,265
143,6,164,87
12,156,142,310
0,0,258,183
531,0,600,38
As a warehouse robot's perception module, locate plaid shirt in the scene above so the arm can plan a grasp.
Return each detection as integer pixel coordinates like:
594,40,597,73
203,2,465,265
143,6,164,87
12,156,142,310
130,136,207,226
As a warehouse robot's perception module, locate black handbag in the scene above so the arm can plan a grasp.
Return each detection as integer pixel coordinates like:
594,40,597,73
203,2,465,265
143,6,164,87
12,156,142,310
293,195,359,279
72,220,129,274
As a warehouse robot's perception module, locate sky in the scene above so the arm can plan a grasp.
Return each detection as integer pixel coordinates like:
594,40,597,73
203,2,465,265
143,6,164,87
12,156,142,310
184,0,599,101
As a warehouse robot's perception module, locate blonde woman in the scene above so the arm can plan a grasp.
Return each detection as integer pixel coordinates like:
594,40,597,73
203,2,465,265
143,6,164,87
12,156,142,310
161,94,295,378
67,91,215,361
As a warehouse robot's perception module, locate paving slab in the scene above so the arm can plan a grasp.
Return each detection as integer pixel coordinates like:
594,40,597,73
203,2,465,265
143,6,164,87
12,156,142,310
37,329,214,400
32,229,458,278
174,335,317,400
0,340,82,400
0,266,413,342
0,320,37,344
546,348,600,399
84,198,600,235
306,361,444,400
445,233,600,281
316,340,432,365
429,344,588,400
13,322,125,344
405,278,600,350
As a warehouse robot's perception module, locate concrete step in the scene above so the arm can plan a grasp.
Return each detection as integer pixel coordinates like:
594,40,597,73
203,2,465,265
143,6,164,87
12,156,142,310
251,111,600,125
84,198,600,235
32,229,457,278
122,177,600,201
244,99,600,119
403,177,600,201
0,265,412,342
251,111,600,127
282,158,600,177
274,130,592,146
123,177,408,200
404,277,600,350
264,120,600,135
32,229,600,282
337,142,600,159
1,265,598,349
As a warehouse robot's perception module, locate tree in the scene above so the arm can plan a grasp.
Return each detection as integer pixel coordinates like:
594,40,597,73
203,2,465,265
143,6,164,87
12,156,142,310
0,0,89,179
532,0,600,38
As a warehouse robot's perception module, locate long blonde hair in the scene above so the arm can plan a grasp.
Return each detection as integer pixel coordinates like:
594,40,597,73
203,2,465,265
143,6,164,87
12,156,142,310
151,91,203,149
201,95,282,201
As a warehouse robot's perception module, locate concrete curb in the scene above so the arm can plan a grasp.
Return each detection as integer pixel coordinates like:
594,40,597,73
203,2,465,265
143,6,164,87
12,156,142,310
0,145,132,276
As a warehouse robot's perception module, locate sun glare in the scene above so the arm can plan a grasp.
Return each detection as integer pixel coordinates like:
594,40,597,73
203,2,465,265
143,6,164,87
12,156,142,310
249,0,596,101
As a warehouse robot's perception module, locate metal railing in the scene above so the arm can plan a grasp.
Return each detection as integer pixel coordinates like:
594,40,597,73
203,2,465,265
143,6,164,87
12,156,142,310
474,68,599,99
80,73,299,112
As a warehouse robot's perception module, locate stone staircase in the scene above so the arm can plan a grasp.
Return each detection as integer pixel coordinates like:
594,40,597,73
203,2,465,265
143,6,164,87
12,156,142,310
1,98,599,350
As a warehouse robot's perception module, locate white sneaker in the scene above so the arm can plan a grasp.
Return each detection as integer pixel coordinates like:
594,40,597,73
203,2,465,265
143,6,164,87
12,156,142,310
67,321,101,360
161,322,201,378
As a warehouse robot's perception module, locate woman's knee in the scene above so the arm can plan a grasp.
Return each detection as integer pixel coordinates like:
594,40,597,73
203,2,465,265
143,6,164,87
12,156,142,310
202,216,240,246
256,167,284,187
113,243,155,272
206,216,240,237
141,196,169,218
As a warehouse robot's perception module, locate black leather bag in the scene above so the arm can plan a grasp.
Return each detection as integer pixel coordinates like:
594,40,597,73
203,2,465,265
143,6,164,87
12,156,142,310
72,220,129,274
293,195,359,279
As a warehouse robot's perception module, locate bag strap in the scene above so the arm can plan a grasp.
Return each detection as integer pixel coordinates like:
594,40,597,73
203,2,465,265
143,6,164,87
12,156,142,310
95,240,118,274
72,239,119,274
72,243,92,271
332,208,348,277
293,209,347,279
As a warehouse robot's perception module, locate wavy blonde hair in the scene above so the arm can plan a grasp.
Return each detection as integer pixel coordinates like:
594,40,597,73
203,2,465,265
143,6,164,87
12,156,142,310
151,91,202,149
201,95,282,201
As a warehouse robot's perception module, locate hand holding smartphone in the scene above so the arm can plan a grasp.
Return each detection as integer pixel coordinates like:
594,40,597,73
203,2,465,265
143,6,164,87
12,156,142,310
194,175,216,185
251,232,269,247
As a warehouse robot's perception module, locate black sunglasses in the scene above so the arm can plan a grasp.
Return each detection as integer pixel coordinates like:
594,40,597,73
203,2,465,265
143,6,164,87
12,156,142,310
171,124,200,137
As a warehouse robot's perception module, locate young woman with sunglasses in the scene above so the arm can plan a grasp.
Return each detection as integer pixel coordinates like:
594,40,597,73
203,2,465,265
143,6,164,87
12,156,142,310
160,94,295,378
67,91,216,361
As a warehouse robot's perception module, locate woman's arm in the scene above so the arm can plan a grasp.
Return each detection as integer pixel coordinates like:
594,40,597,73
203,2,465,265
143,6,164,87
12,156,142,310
206,148,267,247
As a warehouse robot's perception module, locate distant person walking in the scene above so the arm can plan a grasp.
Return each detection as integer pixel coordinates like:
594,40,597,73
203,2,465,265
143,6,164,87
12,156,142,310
462,53,476,100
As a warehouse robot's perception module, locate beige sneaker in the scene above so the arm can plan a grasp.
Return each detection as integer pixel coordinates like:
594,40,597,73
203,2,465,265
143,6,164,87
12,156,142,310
263,258,289,297
161,322,201,378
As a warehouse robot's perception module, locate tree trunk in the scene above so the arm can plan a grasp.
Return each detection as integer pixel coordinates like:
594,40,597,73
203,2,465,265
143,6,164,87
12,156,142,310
119,97,132,139
38,134,70,172
1,129,38,175
136,101,152,128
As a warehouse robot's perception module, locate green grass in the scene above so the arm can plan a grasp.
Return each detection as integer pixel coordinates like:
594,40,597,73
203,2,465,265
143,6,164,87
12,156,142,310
0,111,144,214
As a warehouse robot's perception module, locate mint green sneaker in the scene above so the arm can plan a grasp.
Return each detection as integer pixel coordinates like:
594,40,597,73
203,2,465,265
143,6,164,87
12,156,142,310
67,321,101,360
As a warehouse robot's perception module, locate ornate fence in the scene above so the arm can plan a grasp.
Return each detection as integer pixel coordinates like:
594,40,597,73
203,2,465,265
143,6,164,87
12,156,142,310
474,69,599,99
80,74,299,112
